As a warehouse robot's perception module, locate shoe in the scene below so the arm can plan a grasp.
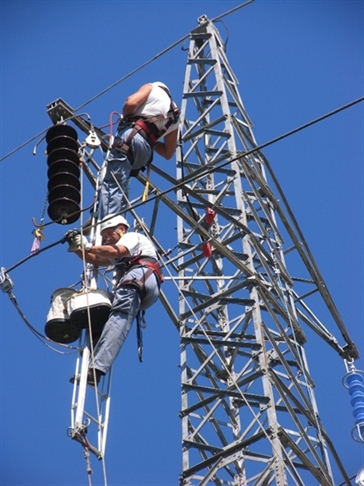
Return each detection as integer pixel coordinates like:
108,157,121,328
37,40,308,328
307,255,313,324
87,368,104,387
69,368,104,387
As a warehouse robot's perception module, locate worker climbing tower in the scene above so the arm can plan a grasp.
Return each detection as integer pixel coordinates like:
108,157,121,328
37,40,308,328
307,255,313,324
30,10,361,485
167,15,359,485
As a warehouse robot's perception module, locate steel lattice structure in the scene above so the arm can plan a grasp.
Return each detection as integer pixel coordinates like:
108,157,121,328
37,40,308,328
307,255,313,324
171,16,358,485
45,14,359,486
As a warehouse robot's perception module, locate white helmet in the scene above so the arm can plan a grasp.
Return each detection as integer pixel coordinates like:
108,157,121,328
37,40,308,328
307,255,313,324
155,82,170,94
100,214,129,233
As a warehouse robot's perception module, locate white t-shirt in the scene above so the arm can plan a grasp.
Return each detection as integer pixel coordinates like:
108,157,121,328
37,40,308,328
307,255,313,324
109,232,158,266
132,83,179,139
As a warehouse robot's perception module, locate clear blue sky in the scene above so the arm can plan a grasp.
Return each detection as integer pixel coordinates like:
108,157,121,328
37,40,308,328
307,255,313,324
0,1,363,485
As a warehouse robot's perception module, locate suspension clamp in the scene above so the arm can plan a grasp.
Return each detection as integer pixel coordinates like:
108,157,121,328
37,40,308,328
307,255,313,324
0,267,14,294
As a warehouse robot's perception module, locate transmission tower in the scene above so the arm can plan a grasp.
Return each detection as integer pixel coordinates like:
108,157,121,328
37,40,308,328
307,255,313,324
41,13,361,486
168,15,359,485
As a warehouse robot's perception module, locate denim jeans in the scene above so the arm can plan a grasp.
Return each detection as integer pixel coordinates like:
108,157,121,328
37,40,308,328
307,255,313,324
98,128,152,220
90,267,160,374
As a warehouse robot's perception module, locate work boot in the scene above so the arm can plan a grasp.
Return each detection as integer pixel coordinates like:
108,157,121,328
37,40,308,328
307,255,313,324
87,368,104,387
69,368,104,387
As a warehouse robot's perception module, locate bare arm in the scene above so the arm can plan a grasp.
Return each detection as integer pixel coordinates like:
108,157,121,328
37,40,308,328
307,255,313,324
73,244,131,266
122,83,153,117
154,129,179,160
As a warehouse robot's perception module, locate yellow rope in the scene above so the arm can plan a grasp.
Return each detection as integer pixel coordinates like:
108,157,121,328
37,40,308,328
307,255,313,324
142,164,152,202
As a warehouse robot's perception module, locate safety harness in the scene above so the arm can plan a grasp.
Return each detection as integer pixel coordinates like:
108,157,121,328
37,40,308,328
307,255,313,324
114,255,164,362
115,255,164,292
113,100,180,177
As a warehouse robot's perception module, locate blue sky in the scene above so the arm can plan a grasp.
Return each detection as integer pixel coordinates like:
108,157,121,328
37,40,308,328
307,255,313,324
0,1,363,485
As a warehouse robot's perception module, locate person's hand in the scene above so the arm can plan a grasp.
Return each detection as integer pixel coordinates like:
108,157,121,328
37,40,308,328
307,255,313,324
64,229,79,251
65,231,92,252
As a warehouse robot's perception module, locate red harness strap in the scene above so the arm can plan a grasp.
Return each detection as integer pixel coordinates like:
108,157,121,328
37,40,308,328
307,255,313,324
134,120,158,146
137,259,164,285
116,257,164,293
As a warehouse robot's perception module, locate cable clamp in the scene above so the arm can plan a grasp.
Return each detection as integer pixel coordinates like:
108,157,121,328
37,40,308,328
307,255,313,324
0,267,14,293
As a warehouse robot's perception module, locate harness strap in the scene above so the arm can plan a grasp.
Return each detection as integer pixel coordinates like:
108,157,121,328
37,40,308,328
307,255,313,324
137,259,164,285
112,100,181,177
136,310,146,362
135,120,158,146
116,258,163,363
116,258,164,291
113,100,180,171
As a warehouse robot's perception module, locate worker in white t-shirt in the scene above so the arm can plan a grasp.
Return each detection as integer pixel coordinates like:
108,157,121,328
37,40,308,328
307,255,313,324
66,213,163,386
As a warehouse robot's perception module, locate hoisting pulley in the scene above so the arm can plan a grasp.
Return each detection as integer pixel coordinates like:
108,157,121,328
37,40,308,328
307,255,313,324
85,129,101,148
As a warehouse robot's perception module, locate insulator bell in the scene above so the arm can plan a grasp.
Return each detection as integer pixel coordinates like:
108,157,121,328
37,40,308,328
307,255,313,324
343,370,364,442
46,124,80,225
47,171,80,191
47,160,80,179
46,124,78,143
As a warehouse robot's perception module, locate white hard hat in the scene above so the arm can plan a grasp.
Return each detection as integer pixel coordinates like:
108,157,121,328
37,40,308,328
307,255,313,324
155,82,170,94
100,214,129,233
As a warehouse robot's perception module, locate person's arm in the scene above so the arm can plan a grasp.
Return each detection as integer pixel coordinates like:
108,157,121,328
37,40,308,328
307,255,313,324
154,129,178,160
74,244,131,266
122,83,153,117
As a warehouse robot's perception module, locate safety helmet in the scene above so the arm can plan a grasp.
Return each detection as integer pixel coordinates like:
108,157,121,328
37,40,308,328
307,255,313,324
155,82,170,94
100,214,129,233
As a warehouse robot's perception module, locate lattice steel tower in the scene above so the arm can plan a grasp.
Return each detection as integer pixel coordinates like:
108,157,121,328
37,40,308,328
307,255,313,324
167,15,359,485
43,13,361,486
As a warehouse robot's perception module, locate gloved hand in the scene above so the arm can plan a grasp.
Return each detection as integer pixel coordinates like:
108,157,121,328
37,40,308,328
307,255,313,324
67,233,92,252
64,229,79,251
64,229,80,241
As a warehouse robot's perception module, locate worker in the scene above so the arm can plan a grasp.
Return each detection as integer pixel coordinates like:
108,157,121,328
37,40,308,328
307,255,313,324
99,81,180,220
65,214,163,386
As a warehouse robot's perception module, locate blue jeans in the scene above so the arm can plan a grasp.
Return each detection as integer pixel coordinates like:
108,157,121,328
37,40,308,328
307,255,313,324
98,128,152,220
90,267,160,374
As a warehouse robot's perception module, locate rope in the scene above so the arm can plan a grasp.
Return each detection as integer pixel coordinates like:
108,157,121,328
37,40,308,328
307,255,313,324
73,103,364,378
78,153,109,486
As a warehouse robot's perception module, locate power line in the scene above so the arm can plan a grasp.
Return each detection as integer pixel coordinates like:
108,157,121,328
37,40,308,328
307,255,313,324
73,0,255,112
0,1,254,164
123,95,364,211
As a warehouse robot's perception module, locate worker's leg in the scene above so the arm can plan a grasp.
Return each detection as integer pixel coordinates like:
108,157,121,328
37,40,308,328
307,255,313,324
90,286,141,374
129,133,153,172
98,148,131,220
89,269,160,374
